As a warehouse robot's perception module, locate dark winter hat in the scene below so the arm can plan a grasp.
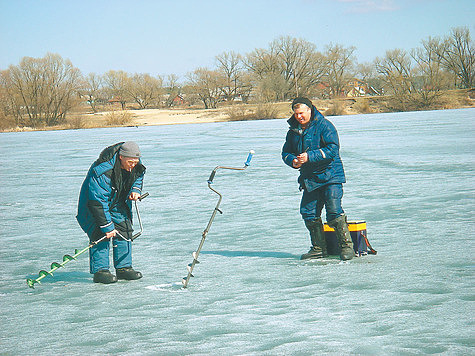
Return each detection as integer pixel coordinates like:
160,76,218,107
291,97,313,110
119,141,141,158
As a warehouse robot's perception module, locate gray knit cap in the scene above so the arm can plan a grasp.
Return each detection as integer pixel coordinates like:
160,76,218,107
119,141,141,158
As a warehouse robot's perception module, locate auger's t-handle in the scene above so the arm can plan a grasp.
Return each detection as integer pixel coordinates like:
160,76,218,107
207,150,255,184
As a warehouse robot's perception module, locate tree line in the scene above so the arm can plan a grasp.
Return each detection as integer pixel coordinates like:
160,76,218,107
0,27,473,128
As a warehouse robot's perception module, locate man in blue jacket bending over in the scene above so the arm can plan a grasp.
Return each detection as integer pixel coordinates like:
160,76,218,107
282,98,354,261
77,141,146,284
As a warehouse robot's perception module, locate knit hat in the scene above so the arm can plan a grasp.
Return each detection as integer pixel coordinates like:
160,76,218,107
291,97,313,110
119,141,141,158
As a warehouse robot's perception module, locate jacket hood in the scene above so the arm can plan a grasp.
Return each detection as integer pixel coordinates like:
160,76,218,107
92,143,123,177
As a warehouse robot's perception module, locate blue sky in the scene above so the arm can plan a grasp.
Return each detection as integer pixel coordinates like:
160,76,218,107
1,0,473,80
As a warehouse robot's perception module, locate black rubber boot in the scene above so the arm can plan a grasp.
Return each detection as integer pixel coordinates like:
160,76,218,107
116,267,143,280
301,218,328,260
327,214,355,261
93,270,118,284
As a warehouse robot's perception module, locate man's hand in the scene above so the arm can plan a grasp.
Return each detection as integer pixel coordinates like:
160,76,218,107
105,229,118,239
293,152,308,168
292,158,302,168
129,192,140,201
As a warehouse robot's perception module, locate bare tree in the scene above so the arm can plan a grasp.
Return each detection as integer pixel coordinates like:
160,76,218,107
128,73,163,109
244,45,281,79
376,49,413,92
238,71,255,103
103,70,130,110
375,46,447,110
299,51,328,98
0,69,23,125
186,68,221,109
433,27,474,89
411,37,451,107
0,53,81,127
0,71,17,128
324,43,356,98
255,72,288,102
215,51,244,101
245,36,327,101
81,72,103,113
244,44,286,101
164,74,181,107
274,36,325,98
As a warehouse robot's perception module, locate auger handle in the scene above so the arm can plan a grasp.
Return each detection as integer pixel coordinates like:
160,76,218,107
207,150,255,184
131,192,149,241
208,170,217,184
245,150,255,166
138,192,149,201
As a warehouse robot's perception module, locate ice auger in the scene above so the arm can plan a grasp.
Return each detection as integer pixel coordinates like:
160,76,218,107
26,193,149,288
182,151,254,288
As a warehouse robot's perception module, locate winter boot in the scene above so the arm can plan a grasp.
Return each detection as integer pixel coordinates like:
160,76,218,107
327,214,355,261
116,267,143,280
300,218,328,260
93,270,118,284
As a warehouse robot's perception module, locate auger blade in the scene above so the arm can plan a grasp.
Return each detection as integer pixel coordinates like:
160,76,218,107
192,252,199,260
51,262,62,269
26,279,38,288
39,270,53,277
63,254,75,262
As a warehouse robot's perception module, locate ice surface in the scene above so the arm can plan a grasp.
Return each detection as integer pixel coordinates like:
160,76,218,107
1,108,474,354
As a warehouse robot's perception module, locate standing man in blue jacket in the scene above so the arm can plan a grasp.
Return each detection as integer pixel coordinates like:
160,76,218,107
282,97,354,261
77,141,146,284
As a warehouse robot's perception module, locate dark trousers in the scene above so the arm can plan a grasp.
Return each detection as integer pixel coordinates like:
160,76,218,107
300,183,344,222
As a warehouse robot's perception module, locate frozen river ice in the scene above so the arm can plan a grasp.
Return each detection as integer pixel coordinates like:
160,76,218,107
1,108,474,355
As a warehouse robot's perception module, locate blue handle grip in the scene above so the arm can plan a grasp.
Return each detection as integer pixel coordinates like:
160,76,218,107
245,150,255,166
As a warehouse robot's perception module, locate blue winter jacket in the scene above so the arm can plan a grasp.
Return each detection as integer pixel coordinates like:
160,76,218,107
76,143,146,236
282,106,346,192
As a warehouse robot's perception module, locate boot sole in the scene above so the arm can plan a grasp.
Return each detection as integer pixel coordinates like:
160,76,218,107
300,254,328,260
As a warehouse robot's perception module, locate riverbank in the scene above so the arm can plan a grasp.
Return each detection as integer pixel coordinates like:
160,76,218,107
72,89,475,128
2,89,474,132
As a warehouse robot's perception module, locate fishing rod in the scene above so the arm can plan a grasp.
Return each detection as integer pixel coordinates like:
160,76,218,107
182,150,254,288
26,192,149,288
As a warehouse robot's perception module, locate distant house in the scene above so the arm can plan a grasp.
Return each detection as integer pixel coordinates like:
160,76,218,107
346,78,380,97
108,96,124,105
171,94,187,106
366,86,380,96
315,82,332,98
347,86,366,97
